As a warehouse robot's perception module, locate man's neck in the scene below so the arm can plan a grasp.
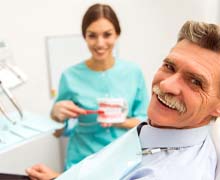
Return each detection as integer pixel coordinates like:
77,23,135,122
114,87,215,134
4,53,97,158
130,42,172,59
148,119,211,129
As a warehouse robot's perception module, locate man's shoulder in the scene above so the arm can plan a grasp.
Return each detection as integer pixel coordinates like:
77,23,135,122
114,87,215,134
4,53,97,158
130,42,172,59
56,127,142,180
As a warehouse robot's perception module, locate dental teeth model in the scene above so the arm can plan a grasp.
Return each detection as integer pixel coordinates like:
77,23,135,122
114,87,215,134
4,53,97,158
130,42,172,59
97,98,128,123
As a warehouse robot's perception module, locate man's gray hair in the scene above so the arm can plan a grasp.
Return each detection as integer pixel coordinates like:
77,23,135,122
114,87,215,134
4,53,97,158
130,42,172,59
178,21,220,52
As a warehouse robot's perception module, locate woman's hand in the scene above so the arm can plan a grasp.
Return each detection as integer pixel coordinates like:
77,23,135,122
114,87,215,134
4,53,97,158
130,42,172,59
26,164,60,180
51,100,86,122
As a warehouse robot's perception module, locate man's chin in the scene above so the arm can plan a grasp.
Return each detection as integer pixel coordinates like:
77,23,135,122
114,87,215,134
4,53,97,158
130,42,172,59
149,119,179,129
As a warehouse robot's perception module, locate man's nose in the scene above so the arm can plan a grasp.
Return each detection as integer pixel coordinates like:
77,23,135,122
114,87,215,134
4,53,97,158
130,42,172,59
159,74,182,95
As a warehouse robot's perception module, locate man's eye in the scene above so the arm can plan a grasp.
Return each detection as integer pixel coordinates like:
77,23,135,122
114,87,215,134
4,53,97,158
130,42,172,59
164,63,175,72
191,78,202,87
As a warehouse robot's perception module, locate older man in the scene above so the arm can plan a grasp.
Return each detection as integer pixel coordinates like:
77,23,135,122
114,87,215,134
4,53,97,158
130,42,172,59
27,21,220,180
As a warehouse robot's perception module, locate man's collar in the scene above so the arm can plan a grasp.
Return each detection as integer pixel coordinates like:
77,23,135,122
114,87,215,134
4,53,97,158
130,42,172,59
139,124,209,149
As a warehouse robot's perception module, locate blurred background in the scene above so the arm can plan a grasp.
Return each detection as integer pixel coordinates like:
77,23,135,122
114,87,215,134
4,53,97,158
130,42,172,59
0,0,219,115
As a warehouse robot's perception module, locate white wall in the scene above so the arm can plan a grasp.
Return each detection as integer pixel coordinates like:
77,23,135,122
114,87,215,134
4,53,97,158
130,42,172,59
0,0,219,116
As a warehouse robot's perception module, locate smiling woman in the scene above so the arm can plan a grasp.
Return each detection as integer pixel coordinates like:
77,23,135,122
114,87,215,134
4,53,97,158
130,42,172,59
85,18,118,71
26,3,149,178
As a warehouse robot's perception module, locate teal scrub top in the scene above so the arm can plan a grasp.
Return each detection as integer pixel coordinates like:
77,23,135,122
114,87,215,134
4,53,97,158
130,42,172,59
55,59,149,170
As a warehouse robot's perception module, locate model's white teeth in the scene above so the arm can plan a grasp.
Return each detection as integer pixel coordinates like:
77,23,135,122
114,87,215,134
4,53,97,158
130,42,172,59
153,85,186,113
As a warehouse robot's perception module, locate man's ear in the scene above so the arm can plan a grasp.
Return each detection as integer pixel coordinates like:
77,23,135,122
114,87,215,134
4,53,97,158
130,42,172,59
211,104,220,117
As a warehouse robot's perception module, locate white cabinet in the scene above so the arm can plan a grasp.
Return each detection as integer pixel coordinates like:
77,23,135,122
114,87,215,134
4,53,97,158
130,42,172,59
0,112,64,174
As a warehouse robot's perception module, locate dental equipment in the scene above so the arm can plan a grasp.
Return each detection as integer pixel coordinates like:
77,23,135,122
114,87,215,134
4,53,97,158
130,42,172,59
0,80,23,124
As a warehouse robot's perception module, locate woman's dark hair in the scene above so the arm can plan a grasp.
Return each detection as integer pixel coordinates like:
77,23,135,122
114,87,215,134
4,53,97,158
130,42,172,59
82,3,121,38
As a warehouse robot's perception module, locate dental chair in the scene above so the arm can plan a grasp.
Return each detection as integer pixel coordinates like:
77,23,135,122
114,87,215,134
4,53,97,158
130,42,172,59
211,117,220,180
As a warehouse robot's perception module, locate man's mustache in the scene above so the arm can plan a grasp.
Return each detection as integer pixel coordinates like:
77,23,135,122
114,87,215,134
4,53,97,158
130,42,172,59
152,85,186,113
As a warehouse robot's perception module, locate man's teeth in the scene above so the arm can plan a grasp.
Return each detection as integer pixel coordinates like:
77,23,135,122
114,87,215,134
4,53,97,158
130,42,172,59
157,95,185,113
153,85,186,113
158,95,177,110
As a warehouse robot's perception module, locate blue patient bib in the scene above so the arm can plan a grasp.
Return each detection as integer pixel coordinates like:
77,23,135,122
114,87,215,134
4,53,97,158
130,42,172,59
56,128,142,180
